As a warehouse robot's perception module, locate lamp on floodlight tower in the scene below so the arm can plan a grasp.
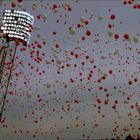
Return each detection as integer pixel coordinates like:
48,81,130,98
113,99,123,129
0,9,34,122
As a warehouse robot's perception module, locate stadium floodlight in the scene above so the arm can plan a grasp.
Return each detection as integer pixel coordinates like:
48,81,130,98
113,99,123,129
0,9,34,122
1,9,34,45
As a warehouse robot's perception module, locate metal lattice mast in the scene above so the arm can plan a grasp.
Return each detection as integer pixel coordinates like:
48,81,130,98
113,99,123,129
0,9,34,122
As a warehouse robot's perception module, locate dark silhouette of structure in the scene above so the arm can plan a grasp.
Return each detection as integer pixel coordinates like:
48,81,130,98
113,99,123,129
0,9,34,122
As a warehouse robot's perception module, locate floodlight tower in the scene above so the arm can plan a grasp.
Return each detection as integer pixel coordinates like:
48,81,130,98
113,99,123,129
0,9,34,122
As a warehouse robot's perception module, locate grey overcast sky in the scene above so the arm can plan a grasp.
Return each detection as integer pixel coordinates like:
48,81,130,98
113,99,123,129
0,0,140,140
